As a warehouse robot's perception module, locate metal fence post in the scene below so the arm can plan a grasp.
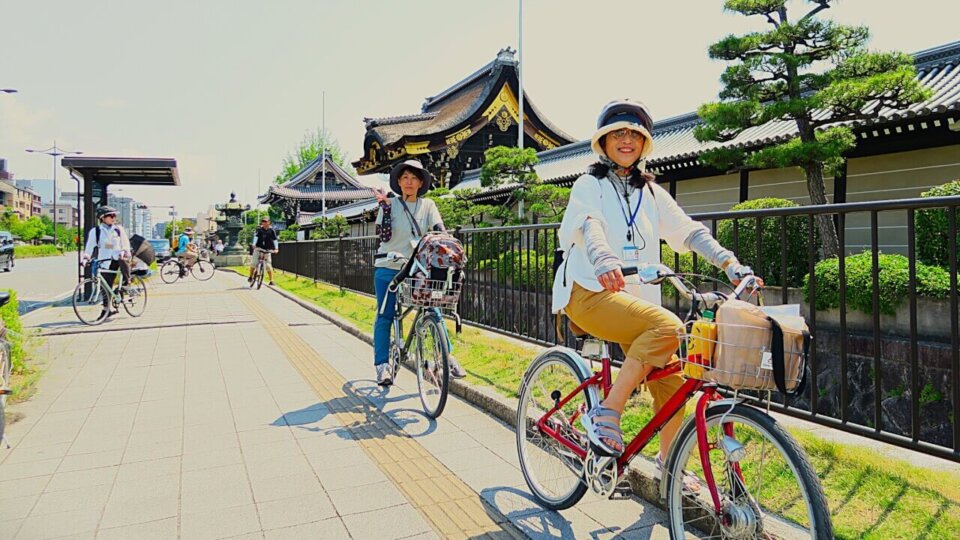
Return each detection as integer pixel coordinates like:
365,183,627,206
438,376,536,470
338,235,346,291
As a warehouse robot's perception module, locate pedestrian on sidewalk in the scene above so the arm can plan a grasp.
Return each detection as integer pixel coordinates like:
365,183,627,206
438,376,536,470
371,159,467,386
553,100,756,469
81,205,132,317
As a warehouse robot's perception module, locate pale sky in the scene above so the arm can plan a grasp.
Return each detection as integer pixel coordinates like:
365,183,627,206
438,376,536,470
1,0,957,218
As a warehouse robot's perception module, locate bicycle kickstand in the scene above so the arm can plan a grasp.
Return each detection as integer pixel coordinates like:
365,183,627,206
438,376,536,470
1,433,10,450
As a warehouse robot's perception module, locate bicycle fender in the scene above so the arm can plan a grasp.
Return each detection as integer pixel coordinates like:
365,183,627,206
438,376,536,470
526,346,603,412
657,397,746,502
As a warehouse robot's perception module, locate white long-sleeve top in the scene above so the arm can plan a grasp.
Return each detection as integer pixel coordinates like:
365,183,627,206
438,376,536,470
83,223,131,262
552,173,706,312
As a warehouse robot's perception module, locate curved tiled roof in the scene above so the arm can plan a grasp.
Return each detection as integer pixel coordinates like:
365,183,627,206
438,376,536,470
361,47,575,149
455,40,960,193
261,184,374,202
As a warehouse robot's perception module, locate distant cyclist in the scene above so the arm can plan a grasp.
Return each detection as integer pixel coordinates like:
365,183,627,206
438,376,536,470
249,217,278,286
81,206,132,317
176,228,198,273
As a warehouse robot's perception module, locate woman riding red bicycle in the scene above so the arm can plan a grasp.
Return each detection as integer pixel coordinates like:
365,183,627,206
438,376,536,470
553,100,755,462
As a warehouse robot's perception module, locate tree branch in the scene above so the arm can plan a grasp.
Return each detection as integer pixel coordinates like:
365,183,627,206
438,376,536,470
801,1,831,22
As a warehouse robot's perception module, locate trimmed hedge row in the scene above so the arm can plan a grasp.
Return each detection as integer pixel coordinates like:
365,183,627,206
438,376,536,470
917,179,960,269
14,245,61,258
716,198,818,287
804,252,951,315
0,290,23,373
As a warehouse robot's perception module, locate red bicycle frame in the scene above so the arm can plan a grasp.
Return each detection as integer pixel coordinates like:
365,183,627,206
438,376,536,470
534,353,733,514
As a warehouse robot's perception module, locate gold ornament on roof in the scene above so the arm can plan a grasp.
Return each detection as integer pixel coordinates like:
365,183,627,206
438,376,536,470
496,110,513,132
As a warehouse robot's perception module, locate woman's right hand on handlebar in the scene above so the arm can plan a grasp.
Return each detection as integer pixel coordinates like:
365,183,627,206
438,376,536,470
598,267,625,292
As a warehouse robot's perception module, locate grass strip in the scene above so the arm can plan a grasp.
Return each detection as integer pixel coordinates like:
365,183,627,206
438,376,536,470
256,269,960,539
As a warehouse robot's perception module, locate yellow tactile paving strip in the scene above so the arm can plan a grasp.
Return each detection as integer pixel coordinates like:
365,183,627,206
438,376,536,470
237,292,519,540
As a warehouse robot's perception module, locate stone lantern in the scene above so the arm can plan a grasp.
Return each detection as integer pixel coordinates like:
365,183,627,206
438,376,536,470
212,191,250,266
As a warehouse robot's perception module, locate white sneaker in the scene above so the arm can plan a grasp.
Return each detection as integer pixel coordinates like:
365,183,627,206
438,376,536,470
448,355,467,379
376,364,393,386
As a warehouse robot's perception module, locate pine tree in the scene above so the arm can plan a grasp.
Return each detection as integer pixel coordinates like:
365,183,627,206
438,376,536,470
695,0,931,257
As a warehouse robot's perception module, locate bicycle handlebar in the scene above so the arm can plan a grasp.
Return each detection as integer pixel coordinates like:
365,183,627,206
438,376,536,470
622,264,760,310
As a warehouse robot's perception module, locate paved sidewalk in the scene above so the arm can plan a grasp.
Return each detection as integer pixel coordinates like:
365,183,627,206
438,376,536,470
0,272,672,539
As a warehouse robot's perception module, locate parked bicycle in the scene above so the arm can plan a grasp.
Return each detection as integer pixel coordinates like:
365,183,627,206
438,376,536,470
248,246,270,289
160,257,216,284
377,251,462,418
516,269,832,539
73,262,149,325
0,291,12,448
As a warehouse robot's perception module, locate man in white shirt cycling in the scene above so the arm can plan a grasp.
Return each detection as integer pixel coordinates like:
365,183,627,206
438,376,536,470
81,206,132,317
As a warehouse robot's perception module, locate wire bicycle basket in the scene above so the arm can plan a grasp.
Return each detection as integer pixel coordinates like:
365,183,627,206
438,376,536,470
677,321,807,392
397,277,463,312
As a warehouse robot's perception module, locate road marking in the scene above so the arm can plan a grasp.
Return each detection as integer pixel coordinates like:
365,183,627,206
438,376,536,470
237,292,520,540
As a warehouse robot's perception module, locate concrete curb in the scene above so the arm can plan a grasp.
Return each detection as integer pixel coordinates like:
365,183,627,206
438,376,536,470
260,277,667,513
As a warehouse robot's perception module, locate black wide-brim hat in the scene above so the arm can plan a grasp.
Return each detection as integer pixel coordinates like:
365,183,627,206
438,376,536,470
389,159,433,197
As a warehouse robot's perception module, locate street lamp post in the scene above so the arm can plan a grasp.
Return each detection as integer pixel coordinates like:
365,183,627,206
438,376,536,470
26,142,82,247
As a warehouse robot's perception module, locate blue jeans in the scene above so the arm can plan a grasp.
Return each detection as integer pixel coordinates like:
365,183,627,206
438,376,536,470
373,267,400,366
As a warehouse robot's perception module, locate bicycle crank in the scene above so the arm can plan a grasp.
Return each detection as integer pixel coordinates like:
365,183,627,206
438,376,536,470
584,448,619,498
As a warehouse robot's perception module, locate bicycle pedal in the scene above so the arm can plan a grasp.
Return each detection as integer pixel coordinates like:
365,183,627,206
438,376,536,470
610,481,633,500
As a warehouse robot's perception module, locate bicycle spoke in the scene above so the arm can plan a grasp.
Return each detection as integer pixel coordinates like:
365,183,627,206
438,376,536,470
667,406,825,539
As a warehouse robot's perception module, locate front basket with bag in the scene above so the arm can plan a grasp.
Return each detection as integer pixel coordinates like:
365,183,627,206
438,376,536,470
680,299,810,395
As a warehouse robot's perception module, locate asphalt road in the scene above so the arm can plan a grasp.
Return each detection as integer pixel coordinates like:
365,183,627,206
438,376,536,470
0,253,82,313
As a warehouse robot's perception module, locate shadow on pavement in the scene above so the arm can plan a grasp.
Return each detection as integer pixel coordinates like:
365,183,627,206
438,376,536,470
271,379,438,442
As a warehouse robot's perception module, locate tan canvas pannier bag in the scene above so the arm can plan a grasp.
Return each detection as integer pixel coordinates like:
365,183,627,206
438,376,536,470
710,299,810,394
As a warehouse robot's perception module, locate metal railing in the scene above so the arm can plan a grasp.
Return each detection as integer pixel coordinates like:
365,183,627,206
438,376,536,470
274,195,960,462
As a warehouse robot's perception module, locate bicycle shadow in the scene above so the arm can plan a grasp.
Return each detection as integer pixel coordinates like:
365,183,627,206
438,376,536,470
479,485,637,539
344,379,439,438
271,379,438,442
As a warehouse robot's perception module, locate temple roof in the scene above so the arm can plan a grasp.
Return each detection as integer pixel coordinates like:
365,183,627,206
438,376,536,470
354,47,576,176
259,155,369,204
455,40,960,193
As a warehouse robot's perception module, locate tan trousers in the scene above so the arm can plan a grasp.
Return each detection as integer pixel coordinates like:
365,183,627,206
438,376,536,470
565,283,686,413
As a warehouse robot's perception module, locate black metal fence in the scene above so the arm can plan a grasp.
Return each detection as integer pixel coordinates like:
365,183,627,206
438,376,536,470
275,195,960,462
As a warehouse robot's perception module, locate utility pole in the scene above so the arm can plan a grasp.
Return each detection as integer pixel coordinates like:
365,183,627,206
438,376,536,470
321,91,327,220
26,142,83,246
518,0,524,150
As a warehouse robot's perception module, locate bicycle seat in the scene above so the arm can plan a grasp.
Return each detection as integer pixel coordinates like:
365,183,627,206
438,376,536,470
0,291,9,308
568,320,593,340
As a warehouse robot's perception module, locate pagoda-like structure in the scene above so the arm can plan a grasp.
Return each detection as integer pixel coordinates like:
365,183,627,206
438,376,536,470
353,47,575,188
260,155,373,225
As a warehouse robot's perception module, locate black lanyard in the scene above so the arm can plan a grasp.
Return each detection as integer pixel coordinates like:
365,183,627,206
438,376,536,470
397,198,423,237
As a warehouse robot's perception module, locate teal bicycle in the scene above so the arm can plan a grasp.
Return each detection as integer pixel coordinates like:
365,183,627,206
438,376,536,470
377,251,463,418
73,261,148,325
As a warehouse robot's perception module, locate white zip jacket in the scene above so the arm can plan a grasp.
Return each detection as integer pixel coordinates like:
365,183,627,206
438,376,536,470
552,174,705,312
83,223,131,262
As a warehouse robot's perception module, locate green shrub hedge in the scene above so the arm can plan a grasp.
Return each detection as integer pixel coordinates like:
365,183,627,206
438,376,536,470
917,179,960,269
0,290,23,373
804,251,951,315
716,198,817,287
14,245,61,258
483,249,551,289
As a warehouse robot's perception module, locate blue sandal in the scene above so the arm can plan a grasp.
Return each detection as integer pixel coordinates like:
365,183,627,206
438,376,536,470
581,405,624,457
